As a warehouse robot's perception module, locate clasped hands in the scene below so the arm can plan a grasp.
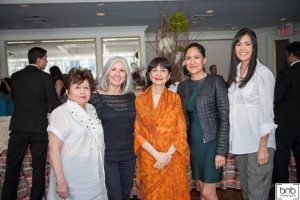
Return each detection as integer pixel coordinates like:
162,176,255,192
153,144,176,169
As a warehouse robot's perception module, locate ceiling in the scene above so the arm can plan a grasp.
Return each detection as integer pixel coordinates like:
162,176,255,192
0,0,300,32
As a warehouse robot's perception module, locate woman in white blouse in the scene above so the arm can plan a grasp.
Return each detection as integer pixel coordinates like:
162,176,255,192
47,68,108,200
227,28,277,200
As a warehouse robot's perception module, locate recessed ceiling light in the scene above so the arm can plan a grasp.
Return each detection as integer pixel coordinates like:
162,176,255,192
231,26,239,30
280,18,288,21
206,9,214,14
20,4,29,8
30,14,42,18
224,24,232,27
70,23,77,26
96,3,104,6
96,12,106,16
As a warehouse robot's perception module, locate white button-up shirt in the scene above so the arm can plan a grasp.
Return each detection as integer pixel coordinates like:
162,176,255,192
228,60,277,154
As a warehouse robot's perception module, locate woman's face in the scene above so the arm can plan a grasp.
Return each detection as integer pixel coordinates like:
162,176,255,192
67,79,91,108
107,60,127,88
235,34,253,63
149,64,170,86
185,47,206,75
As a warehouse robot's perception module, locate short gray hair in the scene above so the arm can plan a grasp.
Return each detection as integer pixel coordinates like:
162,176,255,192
99,56,133,94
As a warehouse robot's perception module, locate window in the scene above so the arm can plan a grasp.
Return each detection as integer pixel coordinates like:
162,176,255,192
102,37,140,71
6,38,97,77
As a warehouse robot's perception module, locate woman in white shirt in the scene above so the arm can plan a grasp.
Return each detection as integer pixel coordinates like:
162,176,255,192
47,68,108,200
227,28,277,200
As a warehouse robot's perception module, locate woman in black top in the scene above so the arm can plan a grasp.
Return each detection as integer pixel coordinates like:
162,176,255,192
177,43,229,200
49,65,66,101
89,56,135,200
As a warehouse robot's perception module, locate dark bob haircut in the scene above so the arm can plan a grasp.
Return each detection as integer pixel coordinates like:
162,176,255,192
146,57,172,87
64,68,95,92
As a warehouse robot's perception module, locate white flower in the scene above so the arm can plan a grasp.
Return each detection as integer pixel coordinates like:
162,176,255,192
175,51,183,64
158,36,174,54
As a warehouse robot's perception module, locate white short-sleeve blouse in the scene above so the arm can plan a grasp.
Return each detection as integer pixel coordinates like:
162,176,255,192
47,100,108,200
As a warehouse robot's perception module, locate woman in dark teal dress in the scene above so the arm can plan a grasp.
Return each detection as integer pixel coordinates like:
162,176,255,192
177,43,229,200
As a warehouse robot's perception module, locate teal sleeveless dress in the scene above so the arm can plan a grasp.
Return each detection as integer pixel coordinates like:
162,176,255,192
186,79,222,183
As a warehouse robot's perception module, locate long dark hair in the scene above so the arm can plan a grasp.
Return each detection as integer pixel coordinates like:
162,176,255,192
49,65,63,82
146,57,172,87
227,28,258,88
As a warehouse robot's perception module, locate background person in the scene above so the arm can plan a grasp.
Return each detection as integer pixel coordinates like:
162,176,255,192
134,57,190,200
227,28,276,200
89,56,136,200
47,68,107,200
0,77,14,116
177,43,229,200
1,47,61,200
209,64,218,75
49,65,66,101
274,41,300,183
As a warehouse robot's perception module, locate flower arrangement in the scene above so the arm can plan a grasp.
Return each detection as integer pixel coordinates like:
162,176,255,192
156,12,191,82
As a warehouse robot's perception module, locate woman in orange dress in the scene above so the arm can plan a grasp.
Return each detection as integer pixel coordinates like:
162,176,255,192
134,57,190,200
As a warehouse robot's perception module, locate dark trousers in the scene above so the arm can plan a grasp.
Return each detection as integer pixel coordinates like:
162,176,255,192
105,158,136,200
1,131,48,200
274,134,300,183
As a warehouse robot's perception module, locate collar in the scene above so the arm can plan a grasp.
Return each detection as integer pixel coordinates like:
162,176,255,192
65,100,105,148
290,60,300,67
28,64,41,70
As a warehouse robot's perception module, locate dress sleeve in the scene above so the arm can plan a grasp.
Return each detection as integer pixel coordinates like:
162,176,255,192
173,95,189,166
47,107,70,141
258,69,277,136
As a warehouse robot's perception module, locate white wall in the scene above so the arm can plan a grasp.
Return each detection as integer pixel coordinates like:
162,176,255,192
0,26,147,77
145,23,300,80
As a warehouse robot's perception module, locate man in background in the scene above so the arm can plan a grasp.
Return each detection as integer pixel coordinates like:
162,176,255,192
1,47,61,200
274,41,300,183
209,64,218,75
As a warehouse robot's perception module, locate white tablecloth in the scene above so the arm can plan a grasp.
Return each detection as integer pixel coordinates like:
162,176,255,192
0,116,11,153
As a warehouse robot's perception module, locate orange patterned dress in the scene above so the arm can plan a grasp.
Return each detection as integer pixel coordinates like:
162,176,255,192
134,86,190,200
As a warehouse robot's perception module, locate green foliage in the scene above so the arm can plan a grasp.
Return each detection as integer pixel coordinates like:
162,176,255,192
169,12,189,33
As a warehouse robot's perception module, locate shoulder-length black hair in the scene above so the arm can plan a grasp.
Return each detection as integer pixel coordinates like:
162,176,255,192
227,28,258,88
146,57,172,87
